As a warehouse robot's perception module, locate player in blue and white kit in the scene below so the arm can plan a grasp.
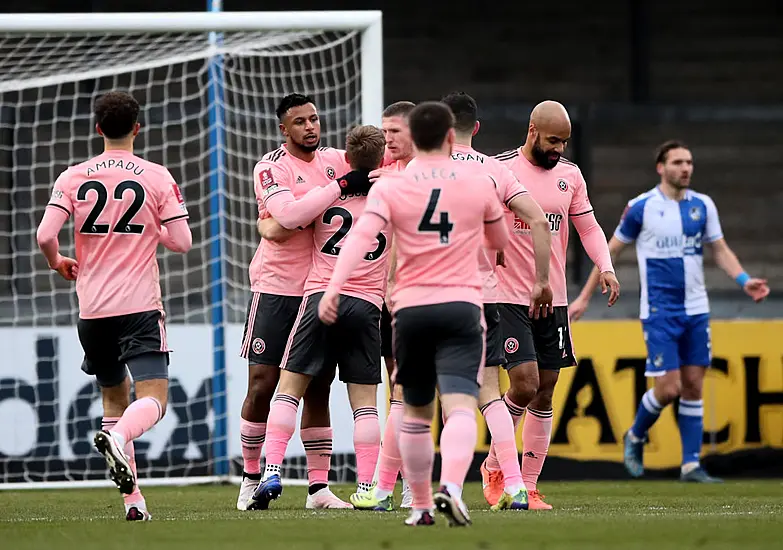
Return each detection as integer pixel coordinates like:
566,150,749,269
569,140,769,482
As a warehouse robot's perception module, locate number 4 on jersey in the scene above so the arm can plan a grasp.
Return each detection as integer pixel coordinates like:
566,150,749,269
418,189,453,244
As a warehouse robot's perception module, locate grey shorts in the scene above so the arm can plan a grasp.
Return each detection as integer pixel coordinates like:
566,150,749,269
77,310,169,388
393,301,485,406
281,292,382,385
240,292,303,366
499,304,576,371
484,303,506,367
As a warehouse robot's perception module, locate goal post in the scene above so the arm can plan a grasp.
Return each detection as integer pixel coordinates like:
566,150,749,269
0,10,384,490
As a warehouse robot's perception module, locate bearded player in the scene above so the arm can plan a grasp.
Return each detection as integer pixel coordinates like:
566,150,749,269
484,101,619,510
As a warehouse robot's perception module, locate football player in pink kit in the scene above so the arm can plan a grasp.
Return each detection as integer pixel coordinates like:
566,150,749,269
253,125,389,511
358,100,418,511
237,93,374,510
441,91,554,511
483,101,620,510
35,91,192,521
320,102,510,527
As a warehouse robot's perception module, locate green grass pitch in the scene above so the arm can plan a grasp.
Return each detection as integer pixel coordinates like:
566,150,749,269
2,481,783,549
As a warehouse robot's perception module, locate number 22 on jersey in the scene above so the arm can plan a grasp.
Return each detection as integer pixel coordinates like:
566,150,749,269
77,180,146,234
320,206,386,260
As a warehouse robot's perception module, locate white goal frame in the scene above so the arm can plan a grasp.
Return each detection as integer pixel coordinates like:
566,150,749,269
0,10,383,491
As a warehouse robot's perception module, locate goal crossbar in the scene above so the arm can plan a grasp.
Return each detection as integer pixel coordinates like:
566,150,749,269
0,11,382,34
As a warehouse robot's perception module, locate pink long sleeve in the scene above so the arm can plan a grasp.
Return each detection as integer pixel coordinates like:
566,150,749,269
159,218,193,253
327,212,387,293
572,211,614,273
36,207,69,268
264,181,342,230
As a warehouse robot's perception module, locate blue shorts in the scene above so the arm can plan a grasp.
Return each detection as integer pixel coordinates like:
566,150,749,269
641,313,711,376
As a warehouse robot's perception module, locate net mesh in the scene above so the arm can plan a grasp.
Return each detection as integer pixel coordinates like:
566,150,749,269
0,29,364,485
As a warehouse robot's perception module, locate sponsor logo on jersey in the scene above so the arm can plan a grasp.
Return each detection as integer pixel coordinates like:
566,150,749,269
296,175,306,185
51,189,63,200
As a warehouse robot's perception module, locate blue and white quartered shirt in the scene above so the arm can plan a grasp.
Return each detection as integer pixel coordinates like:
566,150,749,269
614,187,723,319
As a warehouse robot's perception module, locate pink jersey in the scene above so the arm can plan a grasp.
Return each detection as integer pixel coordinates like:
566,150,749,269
494,148,593,306
249,145,349,296
363,156,507,311
450,144,528,303
46,150,189,319
305,194,390,308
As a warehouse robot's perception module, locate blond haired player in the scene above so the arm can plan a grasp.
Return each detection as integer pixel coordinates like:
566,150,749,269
253,125,390,510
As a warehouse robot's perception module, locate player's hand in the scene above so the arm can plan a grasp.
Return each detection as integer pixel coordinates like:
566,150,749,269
744,278,770,302
318,289,341,325
52,256,78,281
496,250,506,268
529,282,554,319
337,170,372,195
600,271,620,307
568,295,588,322
368,168,391,183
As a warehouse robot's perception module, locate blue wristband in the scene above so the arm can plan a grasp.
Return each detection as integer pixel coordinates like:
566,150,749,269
735,272,750,287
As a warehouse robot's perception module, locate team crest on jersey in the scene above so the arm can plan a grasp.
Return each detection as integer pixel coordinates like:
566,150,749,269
252,338,266,355
689,206,702,221
557,179,568,192
505,337,519,354
326,166,336,179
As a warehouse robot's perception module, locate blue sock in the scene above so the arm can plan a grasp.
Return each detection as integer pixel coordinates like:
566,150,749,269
630,389,663,439
678,399,704,466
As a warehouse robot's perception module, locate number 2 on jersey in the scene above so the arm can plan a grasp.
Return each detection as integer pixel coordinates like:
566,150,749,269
418,189,453,244
320,206,386,260
77,180,146,234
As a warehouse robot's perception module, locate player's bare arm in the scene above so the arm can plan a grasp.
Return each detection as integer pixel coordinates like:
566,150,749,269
709,237,770,302
257,217,297,243
569,236,626,321
507,193,554,317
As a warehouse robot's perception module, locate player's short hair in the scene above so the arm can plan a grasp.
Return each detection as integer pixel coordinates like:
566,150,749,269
655,140,689,164
93,91,140,140
382,101,416,119
346,125,386,171
276,93,315,120
408,101,455,152
440,91,477,134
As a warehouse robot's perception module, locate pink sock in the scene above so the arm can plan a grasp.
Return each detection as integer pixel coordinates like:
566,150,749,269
353,407,380,488
263,394,299,473
439,407,477,491
103,417,143,504
110,397,163,444
301,426,333,487
480,400,523,491
377,400,404,493
521,408,553,492
486,392,526,471
398,416,434,510
240,419,266,475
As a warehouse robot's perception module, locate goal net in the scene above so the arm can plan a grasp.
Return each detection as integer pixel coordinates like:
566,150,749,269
0,11,383,488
